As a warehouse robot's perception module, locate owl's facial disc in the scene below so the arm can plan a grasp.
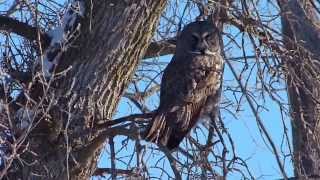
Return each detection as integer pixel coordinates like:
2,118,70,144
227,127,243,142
176,21,220,57
188,32,217,56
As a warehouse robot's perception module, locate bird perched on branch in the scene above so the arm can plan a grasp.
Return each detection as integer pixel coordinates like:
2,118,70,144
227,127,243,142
145,19,224,150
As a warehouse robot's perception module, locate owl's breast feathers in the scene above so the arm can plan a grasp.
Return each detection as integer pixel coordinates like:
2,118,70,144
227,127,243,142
144,54,223,150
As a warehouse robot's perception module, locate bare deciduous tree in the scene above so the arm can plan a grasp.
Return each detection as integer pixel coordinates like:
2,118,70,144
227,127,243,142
0,0,320,179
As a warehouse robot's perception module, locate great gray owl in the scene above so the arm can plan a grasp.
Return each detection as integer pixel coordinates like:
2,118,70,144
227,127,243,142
144,20,224,150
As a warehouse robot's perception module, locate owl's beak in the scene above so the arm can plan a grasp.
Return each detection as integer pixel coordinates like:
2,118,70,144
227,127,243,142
188,50,216,56
204,50,216,56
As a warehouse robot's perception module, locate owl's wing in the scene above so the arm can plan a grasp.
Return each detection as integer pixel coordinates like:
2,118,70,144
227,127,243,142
159,56,199,107
159,56,189,108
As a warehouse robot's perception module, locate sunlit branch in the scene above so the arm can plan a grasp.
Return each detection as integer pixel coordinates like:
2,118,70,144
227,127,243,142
93,168,139,177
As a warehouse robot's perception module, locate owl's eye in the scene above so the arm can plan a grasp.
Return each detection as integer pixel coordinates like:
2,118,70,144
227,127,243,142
203,33,213,40
191,33,199,42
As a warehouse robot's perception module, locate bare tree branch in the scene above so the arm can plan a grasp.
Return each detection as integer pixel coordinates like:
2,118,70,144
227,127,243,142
93,168,139,177
143,39,176,59
0,16,50,47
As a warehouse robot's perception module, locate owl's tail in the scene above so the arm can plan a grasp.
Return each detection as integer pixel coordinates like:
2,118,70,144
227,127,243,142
144,105,201,150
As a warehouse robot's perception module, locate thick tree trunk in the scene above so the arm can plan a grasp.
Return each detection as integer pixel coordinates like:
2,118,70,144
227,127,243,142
280,0,320,178
6,1,167,179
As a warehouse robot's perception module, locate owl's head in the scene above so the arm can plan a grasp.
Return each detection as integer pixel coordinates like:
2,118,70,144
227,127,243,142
176,20,220,57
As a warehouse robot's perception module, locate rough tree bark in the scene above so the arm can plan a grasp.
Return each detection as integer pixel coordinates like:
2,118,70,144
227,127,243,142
280,0,320,178
5,0,167,179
